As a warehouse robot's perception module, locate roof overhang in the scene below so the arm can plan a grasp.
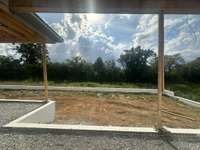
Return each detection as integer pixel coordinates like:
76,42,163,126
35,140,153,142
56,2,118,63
0,0,63,43
9,0,200,14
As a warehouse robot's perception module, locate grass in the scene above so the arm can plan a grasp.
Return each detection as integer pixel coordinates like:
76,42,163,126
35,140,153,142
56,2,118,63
167,83,200,102
0,80,199,102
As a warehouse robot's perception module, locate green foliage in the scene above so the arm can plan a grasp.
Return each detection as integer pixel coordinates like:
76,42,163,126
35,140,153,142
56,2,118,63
0,56,25,80
168,83,200,102
0,43,200,87
182,57,200,83
93,57,106,82
12,43,47,80
14,43,45,65
119,46,155,82
66,56,94,81
164,54,185,83
104,60,124,82
150,54,186,83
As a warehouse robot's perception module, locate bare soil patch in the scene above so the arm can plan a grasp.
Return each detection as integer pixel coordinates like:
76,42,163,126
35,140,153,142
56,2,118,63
0,90,199,128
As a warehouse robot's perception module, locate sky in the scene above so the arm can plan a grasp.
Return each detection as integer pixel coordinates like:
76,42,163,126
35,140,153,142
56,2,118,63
1,13,200,62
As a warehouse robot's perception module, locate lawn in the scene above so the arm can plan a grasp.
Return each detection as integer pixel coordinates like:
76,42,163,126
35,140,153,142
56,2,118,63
0,80,200,102
167,83,200,102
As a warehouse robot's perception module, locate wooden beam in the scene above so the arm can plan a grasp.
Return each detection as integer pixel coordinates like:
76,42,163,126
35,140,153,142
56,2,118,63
42,44,49,101
0,7,49,43
0,23,30,40
0,10,35,37
162,57,165,92
157,12,164,128
9,0,200,14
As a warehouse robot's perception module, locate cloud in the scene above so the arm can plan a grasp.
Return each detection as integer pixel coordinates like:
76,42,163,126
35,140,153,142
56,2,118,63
132,14,200,61
165,15,200,61
48,13,131,62
132,15,158,51
0,44,18,58
1,14,200,63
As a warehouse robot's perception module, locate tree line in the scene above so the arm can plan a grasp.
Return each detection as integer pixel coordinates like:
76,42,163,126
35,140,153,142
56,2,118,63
0,43,199,84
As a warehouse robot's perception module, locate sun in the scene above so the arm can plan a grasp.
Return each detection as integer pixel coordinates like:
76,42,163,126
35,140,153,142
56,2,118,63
86,13,103,24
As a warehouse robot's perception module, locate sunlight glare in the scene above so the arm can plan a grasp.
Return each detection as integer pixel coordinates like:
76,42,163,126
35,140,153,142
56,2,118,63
86,13,103,24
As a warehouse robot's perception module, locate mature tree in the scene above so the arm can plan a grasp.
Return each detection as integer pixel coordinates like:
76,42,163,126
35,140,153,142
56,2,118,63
183,57,200,83
150,54,185,83
14,43,46,65
164,54,185,73
13,43,46,80
93,57,106,82
66,56,94,81
119,46,155,82
104,60,123,82
164,54,185,82
0,55,25,80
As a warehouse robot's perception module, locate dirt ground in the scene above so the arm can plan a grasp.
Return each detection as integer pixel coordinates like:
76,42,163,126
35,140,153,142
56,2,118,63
0,90,200,128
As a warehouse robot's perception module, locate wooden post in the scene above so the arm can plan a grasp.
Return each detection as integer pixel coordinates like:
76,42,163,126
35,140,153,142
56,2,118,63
42,43,48,101
157,12,164,128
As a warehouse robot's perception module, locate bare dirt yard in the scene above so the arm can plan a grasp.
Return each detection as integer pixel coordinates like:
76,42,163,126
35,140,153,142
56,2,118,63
0,90,199,128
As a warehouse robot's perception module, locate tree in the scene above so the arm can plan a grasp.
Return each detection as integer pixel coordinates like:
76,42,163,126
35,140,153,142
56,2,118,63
0,55,25,80
164,54,185,73
14,43,46,65
93,57,106,82
164,54,185,82
119,46,155,82
150,54,185,83
13,43,46,80
104,60,124,82
183,57,200,83
66,56,94,81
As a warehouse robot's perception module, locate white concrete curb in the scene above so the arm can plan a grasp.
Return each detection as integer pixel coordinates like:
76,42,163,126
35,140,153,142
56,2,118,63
0,98,45,103
164,93,200,108
5,123,157,133
163,90,175,96
0,84,159,94
163,126,200,135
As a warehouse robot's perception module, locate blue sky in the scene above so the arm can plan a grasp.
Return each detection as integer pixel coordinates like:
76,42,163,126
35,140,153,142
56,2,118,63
1,13,200,62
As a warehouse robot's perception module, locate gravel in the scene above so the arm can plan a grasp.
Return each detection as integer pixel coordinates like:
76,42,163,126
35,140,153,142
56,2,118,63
0,130,199,150
0,102,43,126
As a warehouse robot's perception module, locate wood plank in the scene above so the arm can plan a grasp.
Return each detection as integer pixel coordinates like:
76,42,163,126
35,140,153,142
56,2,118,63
0,8,48,43
0,10,35,37
42,44,49,101
157,12,164,128
0,23,29,41
0,0,9,12
0,27,46,43
9,0,200,14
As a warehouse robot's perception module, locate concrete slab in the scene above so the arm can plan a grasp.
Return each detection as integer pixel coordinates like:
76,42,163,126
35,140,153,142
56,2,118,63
0,102,43,126
0,98,45,103
5,101,55,125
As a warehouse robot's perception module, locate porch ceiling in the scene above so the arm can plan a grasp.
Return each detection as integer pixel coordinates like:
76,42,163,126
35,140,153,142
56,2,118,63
0,0,63,43
9,0,200,14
